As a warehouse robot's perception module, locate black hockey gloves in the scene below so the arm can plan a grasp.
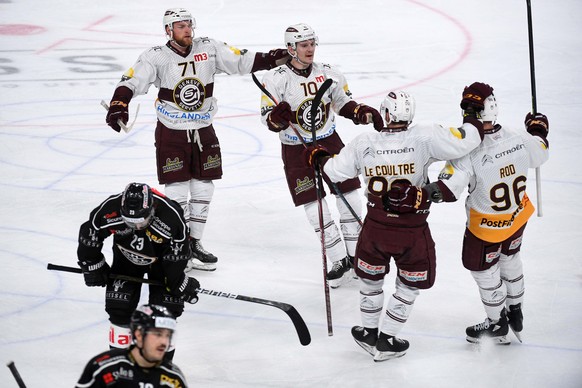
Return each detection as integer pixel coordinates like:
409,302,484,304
525,112,549,139
252,49,290,72
460,82,493,112
383,183,429,214
339,101,384,130
78,257,110,287
267,48,291,67
304,144,331,168
179,275,200,304
106,86,133,132
267,101,292,132
355,104,384,130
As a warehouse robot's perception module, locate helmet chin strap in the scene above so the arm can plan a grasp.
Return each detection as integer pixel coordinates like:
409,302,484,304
288,48,310,67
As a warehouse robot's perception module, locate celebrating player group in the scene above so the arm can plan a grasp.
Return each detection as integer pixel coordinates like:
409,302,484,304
68,6,551,386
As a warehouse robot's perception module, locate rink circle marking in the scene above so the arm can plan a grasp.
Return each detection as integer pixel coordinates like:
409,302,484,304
1,100,282,189
0,24,46,35
0,228,107,345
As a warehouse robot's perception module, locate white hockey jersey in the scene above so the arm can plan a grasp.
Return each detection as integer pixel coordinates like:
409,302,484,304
322,121,483,198
116,38,257,130
259,62,353,145
438,125,549,242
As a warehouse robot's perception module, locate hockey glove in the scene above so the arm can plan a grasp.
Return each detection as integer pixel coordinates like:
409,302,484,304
78,257,110,287
524,112,549,138
178,275,200,304
267,48,291,67
340,102,384,130
383,183,429,214
460,82,494,112
355,104,384,130
106,86,133,132
304,144,331,168
267,101,292,132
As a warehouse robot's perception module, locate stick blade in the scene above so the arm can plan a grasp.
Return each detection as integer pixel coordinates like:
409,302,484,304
282,305,312,346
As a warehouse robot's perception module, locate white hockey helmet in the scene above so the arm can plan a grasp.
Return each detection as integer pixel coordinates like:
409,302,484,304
163,8,195,38
380,90,416,125
480,93,498,123
284,23,319,51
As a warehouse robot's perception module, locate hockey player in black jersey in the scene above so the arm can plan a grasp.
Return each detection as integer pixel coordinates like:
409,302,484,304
76,304,189,387
77,183,199,354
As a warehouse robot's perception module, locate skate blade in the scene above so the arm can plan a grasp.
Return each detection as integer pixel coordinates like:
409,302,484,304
373,350,406,362
510,328,523,343
466,335,511,345
186,260,217,272
327,271,354,289
353,340,376,356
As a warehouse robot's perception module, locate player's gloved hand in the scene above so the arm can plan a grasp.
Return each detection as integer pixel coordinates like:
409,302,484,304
382,183,428,214
179,275,200,304
78,257,110,287
524,112,549,138
106,100,129,132
106,86,133,132
355,104,384,130
304,144,331,168
267,101,292,132
460,82,494,113
267,48,291,67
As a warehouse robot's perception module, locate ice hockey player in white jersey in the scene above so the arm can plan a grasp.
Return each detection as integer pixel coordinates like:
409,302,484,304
304,87,486,361
259,23,384,288
105,8,289,272
431,82,550,344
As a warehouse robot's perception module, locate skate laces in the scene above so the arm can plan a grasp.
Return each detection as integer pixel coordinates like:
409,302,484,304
194,240,210,255
473,318,491,331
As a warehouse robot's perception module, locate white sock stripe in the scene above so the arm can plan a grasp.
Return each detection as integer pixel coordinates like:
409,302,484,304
361,289,383,297
362,307,383,314
392,294,414,305
481,280,503,292
386,310,407,324
501,274,524,283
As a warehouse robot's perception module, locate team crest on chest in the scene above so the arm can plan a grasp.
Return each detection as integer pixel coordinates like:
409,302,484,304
173,78,205,111
296,98,327,134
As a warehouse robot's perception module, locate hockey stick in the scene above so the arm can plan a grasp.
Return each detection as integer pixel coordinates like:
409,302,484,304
7,361,27,388
309,78,335,336
100,100,140,133
526,0,543,217
47,263,311,346
251,73,362,226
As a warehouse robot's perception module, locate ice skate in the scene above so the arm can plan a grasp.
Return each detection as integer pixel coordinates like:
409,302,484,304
351,326,378,356
466,308,510,345
186,238,217,272
326,256,351,288
373,332,409,362
507,303,523,343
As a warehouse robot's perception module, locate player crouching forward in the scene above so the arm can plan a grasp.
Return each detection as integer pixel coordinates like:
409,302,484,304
76,304,189,387
305,88,487,360
76,183,199,358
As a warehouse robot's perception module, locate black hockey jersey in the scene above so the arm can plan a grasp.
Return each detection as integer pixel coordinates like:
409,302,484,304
75,348,188,387
77,188,189,294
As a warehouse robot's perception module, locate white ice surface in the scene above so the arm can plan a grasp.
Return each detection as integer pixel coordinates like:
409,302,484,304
0,0,581,387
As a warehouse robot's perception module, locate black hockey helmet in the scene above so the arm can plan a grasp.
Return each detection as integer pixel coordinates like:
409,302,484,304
130,304,177,337
121,182,154,230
